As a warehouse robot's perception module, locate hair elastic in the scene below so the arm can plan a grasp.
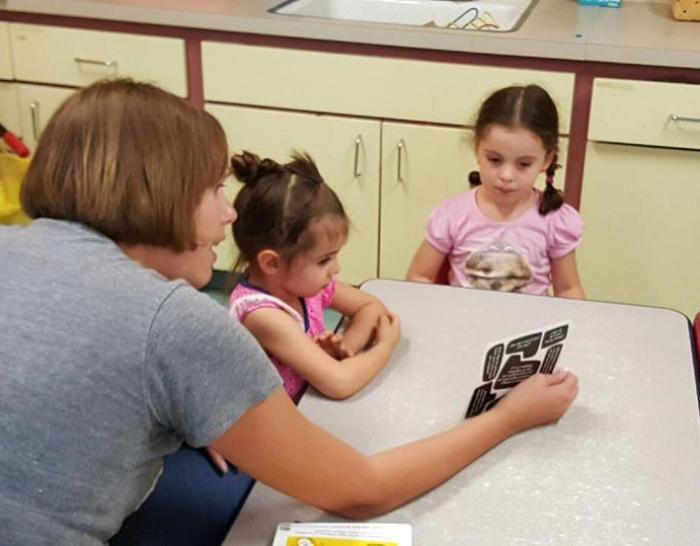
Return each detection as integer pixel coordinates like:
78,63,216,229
546,174,555,186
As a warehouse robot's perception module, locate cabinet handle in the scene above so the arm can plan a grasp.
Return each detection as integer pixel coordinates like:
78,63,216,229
30,101,40,141
670,114,700,124
353,135,362,178
397,139,405,183
74,57,118,69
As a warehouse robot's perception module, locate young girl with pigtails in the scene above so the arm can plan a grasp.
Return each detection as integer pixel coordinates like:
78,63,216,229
228,150,401,403
407,84,585,299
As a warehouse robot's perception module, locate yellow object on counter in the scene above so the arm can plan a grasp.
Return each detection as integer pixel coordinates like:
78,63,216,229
0,153,31,225
671,0,700,20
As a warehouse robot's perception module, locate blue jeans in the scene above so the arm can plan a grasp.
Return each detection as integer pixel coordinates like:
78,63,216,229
109,445,253,546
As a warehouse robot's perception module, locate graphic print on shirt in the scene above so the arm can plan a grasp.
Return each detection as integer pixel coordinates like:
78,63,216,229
461,238,533,292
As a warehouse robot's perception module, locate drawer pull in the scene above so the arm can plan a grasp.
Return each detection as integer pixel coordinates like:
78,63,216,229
74,57,118,69
670,114,700,124
353,135,362,178
397,139,405,183
29,101,40,141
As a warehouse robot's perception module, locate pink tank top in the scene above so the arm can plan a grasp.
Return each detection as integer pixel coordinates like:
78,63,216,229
229,277,337,402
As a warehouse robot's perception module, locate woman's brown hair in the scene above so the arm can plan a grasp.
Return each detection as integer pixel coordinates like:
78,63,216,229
468,84,564,215
21,78,228,251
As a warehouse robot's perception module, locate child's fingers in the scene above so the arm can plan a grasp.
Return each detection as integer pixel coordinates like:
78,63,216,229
204,446,229,475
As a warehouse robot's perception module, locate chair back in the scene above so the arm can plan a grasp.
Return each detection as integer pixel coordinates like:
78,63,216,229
435,257,450,285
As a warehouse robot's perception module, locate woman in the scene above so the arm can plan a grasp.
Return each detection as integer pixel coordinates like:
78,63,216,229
0,79,578,545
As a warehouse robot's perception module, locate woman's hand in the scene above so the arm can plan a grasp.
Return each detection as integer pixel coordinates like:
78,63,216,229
494,370,579,433
314,331,355,359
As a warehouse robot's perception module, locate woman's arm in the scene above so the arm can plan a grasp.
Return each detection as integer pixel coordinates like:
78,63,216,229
211,370,578,519
551,251,585,299
406,241,446,283
243,308,401,400
330,283,389,354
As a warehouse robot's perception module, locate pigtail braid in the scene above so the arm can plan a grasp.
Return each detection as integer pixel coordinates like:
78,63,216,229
468,170,481,187
539,155,564,215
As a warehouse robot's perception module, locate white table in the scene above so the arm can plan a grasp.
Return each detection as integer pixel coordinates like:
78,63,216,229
225,280,700,545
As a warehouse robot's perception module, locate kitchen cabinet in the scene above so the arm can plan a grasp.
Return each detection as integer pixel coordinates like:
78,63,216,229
203,41,575,283
1,23,189,152
578,78,700,318
0,22,12,80
15,83,75,150
0,83,21,137
202,42,574,131
9,23,187,96
0,82,74,153
206,104,381,285
379,122,475,280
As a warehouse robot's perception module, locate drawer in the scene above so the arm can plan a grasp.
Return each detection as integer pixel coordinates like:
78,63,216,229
0,23,12,79
202,42,574,132
589,78,700,150
9,24,187,97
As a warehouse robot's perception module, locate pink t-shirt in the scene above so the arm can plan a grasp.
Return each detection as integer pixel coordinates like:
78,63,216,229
426,188,583,296
229,277,337,402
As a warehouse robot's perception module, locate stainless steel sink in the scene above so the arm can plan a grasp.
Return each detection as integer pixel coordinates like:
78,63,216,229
270,0,537,32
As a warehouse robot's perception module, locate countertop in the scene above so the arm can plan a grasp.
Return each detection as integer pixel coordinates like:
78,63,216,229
1,0,698,69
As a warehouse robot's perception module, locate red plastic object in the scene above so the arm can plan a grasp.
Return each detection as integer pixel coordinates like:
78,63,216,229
0,123,30,158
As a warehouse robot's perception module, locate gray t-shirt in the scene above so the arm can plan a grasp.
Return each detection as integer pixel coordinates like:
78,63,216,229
0,219,281,545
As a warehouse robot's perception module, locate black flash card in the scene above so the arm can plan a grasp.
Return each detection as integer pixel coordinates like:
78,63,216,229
465,323,570,418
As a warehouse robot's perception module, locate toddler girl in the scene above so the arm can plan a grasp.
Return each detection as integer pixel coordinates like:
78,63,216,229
407,84,585,298
229,151,401,402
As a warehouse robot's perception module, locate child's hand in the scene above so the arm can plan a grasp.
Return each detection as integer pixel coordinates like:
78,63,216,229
374,312,401,348
314,331,355,359
495,370,578,433
204,445,229,475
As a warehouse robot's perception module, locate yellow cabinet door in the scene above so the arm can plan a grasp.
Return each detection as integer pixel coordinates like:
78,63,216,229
0,23,12,79
16,83,75,150
206,104,381,285
380,122,475,280
578,142,700,318
0,83,21,139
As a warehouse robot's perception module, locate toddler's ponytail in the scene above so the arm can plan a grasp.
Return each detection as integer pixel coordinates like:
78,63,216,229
231,151,283,185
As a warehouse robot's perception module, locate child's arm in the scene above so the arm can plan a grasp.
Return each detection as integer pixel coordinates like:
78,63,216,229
211,370,578,519
243,308,401,400
406,240,446,283
551,251,585,299
330,282,390,355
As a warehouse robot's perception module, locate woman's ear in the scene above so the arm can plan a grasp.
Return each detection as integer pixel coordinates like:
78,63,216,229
256,249,282,275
